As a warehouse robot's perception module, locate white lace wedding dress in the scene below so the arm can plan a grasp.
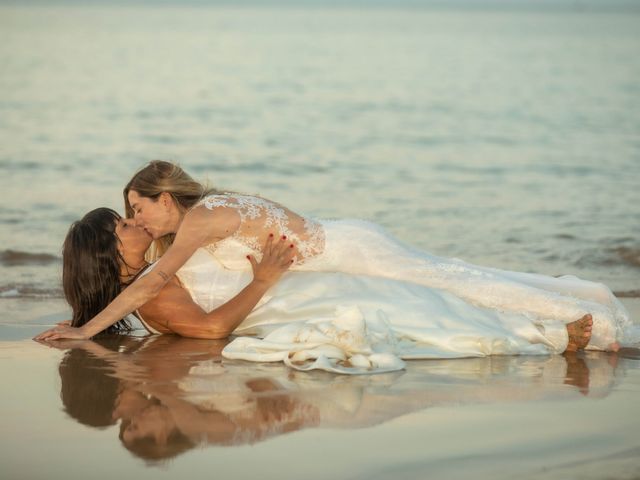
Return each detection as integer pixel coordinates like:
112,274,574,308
147,193,636,374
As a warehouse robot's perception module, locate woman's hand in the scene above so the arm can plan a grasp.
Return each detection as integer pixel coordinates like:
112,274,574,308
33,337,92,350
247,234,295,286
34,324,89,342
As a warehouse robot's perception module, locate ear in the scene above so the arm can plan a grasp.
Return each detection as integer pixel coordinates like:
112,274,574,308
159,192,173,209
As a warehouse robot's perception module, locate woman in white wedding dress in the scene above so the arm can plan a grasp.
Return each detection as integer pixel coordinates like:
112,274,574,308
49,208,599,374
36,161,633,357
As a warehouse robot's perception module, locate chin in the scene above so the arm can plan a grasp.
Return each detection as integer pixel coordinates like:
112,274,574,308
144,229,159,239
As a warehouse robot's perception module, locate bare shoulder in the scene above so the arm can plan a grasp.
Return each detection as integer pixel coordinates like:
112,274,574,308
185,202,241,241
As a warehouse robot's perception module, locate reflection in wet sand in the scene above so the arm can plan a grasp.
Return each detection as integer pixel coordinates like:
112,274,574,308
54,335,630,463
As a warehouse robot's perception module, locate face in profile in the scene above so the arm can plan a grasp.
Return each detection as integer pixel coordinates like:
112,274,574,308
114,216,153,254
127,190,176,239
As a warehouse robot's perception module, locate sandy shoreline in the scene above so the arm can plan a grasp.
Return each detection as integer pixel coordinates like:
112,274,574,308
0,298,638,478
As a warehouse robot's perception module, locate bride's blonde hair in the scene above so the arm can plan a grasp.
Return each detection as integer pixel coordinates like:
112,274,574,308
123,160,219,260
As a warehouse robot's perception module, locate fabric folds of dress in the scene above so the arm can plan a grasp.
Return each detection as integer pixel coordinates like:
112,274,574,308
172,216,635,374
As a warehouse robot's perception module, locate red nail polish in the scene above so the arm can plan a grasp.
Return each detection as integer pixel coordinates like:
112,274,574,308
282,235,287,240
269,233,274,238
290,244,294,248
246,255,251,260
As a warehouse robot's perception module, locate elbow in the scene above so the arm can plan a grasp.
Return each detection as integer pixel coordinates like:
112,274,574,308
206,330,232,340
179,315,235,340
186,327,233,340
201,321,234,339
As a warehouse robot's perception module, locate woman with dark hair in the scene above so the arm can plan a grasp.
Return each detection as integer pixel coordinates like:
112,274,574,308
62,209,135,334
40,206,614,374
60,207,295,340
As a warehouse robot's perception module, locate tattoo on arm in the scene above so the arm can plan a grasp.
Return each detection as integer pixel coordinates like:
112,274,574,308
156,270,170,282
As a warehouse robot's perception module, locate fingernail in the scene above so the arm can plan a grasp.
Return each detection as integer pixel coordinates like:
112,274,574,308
269,233,274,238
246,255,251,260
290,244,294,248
282,235,287,240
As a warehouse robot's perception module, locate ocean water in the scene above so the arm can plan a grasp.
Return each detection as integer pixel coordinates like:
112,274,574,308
1,2,639,307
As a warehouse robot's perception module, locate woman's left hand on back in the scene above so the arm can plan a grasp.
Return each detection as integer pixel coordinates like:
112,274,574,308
247,234,295,286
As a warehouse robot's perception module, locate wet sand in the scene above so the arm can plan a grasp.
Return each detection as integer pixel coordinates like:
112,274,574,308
1,299,639,480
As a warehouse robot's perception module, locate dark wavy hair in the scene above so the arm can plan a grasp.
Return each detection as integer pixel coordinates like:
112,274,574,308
62,208,132,334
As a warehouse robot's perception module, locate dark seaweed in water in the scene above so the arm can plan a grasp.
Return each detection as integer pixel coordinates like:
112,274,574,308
613,290,640,298
0,250,59,266
610,247,640,269
574,245,640,270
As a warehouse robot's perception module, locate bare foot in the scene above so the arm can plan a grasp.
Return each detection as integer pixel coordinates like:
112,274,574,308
565,314,593,352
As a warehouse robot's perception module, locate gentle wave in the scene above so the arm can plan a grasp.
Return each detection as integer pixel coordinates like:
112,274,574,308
0,250,59,266
573,245,640,270
0,285,62,299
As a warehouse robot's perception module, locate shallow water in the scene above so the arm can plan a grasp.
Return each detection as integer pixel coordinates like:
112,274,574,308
0,3,639,301
0,299,638,479
3,324,640,479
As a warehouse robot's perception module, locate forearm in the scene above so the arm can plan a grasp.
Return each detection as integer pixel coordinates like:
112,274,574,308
81,274,166,337
205,279,273,336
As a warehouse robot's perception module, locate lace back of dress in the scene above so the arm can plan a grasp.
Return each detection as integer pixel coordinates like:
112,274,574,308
199,193,325,262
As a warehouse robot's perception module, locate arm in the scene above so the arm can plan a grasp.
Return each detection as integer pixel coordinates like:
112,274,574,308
35,206,240,341
139,235,293,339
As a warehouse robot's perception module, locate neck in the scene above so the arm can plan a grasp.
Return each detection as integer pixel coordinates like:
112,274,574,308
119,253,148,284
169,209,185,234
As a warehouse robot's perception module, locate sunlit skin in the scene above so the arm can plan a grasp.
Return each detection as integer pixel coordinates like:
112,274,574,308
114,217,153,279
127,189,303,259
38,210,295,340
127,190,184,240
100,213,296,339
